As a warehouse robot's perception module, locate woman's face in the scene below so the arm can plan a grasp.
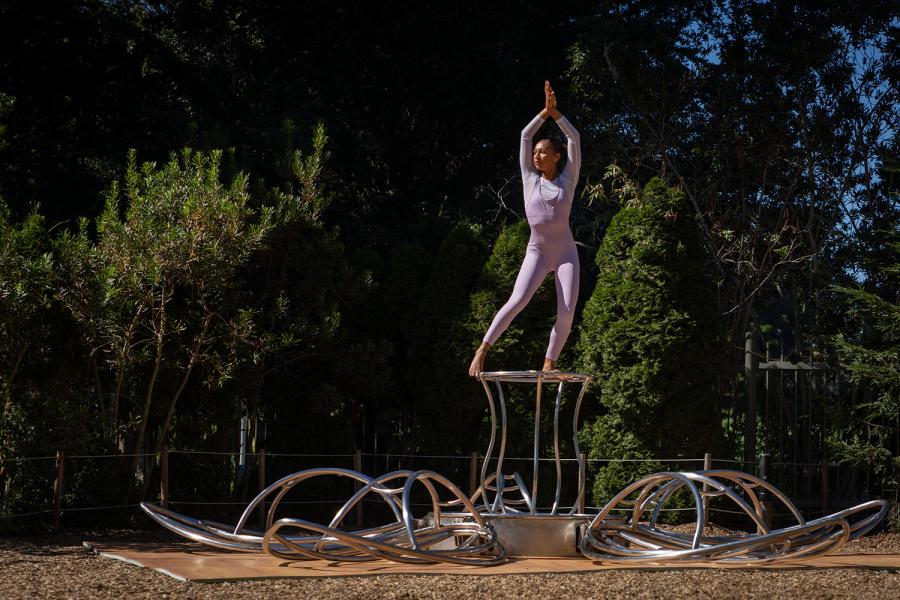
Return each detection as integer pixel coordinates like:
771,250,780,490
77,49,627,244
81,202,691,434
533,140,561,173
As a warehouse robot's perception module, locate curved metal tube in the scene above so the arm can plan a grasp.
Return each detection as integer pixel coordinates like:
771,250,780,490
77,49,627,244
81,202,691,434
493,380,509,513
478,378,498,511
580,470,888,564
478,371,593,515
569,377,591,514
531,374,543,512
552,382,564,514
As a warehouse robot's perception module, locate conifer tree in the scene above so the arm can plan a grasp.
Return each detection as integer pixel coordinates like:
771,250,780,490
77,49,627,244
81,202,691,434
405,222,489,454
831,216,900,508
577,177,724,504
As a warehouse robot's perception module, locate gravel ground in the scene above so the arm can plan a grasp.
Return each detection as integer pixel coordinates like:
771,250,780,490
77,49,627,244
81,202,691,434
1,530,899,599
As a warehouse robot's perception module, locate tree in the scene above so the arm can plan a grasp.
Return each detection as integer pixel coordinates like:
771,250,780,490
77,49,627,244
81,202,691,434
58,149,272,493
406,222,490,454
0,205,53,406
0,202,108,531
577,177,724,504
231,123,379,456
0,203,57,478
830,171,899,514
566,0,897,462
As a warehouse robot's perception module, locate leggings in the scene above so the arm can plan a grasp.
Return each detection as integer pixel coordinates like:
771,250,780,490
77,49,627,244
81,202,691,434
482,238,580,361
484,112,582,361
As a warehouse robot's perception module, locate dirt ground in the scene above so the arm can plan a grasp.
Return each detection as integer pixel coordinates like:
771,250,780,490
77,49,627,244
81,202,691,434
1,530,899,599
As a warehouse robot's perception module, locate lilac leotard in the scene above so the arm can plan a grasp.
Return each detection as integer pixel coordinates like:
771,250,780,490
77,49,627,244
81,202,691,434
482,113,581,361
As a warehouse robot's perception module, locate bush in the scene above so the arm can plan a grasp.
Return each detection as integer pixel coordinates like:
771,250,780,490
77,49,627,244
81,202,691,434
577,177,724,506
406,222,490,454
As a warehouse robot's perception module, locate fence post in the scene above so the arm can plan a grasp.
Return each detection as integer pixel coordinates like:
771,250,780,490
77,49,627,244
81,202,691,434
354,449,364,527
758,453,772,531
257,448,266,529
160,446,169,509
744,331,759,469
578,453,587,513
52,450,65,529
820,459,829,516
702,452,712,528
469,451,478,497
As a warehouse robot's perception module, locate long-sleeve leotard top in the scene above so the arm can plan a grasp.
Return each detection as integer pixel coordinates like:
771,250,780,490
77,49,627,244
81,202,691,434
520,114,581,229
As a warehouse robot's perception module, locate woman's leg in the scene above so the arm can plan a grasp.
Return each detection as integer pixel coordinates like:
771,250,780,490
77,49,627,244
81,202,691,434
483,251,549,346
470,252,548,376
545,252,580,363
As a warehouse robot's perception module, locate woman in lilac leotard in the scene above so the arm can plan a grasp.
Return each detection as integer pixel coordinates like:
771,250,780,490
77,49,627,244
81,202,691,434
469,81,581,376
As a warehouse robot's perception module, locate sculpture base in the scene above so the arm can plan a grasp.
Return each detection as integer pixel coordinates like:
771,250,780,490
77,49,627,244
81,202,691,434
429,513,591,557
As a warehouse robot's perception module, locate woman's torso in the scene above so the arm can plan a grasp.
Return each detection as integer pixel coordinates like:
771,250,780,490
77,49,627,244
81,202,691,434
524,173,575,247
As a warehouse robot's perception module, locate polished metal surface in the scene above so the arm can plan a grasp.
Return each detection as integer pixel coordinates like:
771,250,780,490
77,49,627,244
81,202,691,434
477,370,593,383
580,469,888,564
531,373,543,511
569,380,590,514
141,466,888,565
142,468,506,565
422,512,590,557
486,514,589,557
141,370,889,566
551,382,564,514
475,370,594,516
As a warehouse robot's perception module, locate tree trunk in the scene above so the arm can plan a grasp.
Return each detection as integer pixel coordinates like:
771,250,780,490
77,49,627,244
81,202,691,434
129,289,167,495
140,313,211,500
91,356,106,437
112,309,142,446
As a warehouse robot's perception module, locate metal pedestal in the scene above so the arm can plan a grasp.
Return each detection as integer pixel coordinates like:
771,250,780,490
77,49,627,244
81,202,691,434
475,370,594,517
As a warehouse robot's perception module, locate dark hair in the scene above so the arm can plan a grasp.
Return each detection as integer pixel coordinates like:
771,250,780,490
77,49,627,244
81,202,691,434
535,137,567,171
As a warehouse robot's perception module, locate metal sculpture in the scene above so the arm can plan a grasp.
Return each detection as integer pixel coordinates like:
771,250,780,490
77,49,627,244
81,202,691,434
142,467,505,564
580,470,887,564
141,370,889,566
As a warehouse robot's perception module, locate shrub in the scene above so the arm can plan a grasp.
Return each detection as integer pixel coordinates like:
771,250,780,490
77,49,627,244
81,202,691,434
577,177,724,505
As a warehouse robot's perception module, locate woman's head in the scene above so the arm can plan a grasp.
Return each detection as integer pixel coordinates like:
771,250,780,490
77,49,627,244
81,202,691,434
533,137,566,177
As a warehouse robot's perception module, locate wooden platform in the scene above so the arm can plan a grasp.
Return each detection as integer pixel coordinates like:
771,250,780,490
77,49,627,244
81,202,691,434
84,541,900,582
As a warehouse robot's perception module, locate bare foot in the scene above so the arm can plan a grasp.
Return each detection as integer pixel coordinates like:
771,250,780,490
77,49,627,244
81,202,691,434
469,342,491,377
542,357,557,372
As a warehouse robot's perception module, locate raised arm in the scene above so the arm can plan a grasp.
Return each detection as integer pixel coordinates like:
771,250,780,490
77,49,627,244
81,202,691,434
542,81,581,182
555,114,581,183
520,112,546,177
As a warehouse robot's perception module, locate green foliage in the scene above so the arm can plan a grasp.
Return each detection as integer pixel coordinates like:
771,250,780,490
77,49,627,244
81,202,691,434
577,178,724,505
831,223,900,506
0,202,58,455
406,222,490,453
233,123,348,368
0,200,118,530
580,413,665,495
54,148,274,494
0,203,55,389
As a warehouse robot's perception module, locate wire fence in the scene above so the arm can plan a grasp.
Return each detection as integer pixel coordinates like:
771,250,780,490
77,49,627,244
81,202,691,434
0,448,889,528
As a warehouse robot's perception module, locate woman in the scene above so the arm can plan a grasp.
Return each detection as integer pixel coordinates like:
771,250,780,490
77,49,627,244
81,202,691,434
469,81,581,376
